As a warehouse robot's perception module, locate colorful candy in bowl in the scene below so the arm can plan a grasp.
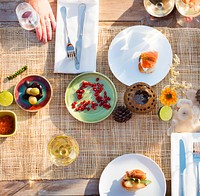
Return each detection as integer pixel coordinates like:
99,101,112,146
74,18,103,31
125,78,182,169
14,75,52,112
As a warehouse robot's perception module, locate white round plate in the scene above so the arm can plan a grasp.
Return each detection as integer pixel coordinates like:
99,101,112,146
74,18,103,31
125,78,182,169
108,25,172,86
99,154,166,196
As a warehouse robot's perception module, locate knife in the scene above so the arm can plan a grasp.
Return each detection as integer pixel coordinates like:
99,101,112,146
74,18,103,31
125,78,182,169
180,139,186,196
75,3,86,70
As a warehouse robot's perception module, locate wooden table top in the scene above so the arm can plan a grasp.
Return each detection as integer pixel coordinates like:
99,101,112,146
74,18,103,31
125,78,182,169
0,0,199,195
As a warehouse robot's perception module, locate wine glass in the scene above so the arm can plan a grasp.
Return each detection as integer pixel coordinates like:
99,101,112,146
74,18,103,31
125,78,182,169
47,134,79,166
175,0,200,27
16,2,40,31
143,0,175,26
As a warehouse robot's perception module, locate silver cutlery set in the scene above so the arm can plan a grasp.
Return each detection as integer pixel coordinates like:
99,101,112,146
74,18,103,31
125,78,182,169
60,3,86,70
179,139,200,196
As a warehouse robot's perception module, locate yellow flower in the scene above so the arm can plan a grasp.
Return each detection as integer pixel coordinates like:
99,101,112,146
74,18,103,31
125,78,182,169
160,87,178,106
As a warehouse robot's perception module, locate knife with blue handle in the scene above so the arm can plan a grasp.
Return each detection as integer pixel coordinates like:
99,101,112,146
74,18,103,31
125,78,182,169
180,139,186,196
75,3,86,70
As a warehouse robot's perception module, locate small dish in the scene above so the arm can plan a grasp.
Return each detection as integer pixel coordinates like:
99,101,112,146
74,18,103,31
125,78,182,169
0,110,17,137
14,74,52,112
65,72,117,123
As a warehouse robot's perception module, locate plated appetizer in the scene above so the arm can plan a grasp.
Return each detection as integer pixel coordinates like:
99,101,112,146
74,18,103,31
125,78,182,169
138,51,158,74
121,169,151,191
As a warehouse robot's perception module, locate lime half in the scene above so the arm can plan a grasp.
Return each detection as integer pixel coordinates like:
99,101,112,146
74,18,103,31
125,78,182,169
159,106,173,121
0,91,14,106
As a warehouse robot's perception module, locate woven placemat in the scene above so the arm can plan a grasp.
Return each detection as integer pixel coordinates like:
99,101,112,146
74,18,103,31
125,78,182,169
0,26,199,180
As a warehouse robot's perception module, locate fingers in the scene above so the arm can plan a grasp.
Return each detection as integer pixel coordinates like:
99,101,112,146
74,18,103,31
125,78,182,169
44,18,52,41
35,15,56,43
41,18,48,43
49,12,56,31
35,24,42,41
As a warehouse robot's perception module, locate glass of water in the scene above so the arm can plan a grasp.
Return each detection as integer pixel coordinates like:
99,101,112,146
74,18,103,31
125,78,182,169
16,2,40,31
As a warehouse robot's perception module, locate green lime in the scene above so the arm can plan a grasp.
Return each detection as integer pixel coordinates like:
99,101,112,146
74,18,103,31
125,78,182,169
158,106,173,121
0,91,14,106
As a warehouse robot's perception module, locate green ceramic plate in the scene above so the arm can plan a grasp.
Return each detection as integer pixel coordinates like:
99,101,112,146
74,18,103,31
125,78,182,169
65,72,117,123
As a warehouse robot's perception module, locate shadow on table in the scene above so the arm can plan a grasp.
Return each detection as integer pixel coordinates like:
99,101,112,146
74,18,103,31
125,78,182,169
108,0,177,28
84,179,100,196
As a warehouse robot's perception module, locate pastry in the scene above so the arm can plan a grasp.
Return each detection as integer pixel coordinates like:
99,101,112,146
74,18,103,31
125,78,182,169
121,169,151,191
138,51,158,74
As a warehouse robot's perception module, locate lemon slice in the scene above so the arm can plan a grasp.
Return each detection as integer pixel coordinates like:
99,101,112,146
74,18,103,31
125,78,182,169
0,91,14,106
159,106,173,121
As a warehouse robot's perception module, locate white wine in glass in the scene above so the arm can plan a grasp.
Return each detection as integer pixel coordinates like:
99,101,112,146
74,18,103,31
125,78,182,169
48,135,79,166
144,0,175,17
176,0,200,27
16,2,40,31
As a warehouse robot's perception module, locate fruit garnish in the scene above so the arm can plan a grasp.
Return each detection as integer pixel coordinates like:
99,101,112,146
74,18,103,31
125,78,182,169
30,88,40,96
7,66,27,80
0,91,13,106
22,81,43,105
183,0,198,5
158,106,173,121
71,78,111,112
28,96,37,105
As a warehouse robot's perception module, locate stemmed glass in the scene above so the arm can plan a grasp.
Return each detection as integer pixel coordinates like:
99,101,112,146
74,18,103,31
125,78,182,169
175,0,200,27
143,0,175,26
16,2,40,31
47,134,79,166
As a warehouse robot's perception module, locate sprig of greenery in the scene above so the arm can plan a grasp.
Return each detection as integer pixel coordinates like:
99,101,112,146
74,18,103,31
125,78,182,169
7,66,27,80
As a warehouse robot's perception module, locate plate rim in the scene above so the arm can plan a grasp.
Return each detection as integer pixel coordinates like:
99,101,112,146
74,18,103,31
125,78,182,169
99,153,166,195
108,25,173,86
65,72,118,123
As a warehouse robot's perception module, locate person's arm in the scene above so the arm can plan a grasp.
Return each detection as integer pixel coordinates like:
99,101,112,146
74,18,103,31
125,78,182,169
25,0,56,43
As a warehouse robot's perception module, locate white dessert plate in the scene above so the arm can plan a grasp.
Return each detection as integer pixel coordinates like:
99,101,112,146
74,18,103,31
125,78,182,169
108,25,172,86
99,154,166,196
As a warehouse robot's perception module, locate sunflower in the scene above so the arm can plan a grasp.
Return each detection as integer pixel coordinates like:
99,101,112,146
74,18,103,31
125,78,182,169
160,87,178,106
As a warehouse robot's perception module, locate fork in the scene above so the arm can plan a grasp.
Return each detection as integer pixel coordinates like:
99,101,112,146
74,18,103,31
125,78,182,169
60,6,79,68
193,142,200,195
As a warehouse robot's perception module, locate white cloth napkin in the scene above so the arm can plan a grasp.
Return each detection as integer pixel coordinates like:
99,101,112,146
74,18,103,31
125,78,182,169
171,133,200,196
54,0,99,74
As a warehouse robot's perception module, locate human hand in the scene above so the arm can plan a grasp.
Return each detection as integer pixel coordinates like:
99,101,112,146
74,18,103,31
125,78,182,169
25,0,56,43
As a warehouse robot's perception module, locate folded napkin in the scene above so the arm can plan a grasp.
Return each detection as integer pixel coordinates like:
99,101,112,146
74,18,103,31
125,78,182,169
54,0,99,74
171,133,200,196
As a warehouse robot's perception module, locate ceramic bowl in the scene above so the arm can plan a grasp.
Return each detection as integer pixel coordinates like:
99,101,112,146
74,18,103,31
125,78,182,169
14,74,52,112
65,72,117,123
124,82,157,113
0,110,17,137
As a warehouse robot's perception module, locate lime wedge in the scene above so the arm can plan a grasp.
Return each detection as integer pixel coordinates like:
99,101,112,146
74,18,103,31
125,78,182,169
159,106,173,121
0,91,14,106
